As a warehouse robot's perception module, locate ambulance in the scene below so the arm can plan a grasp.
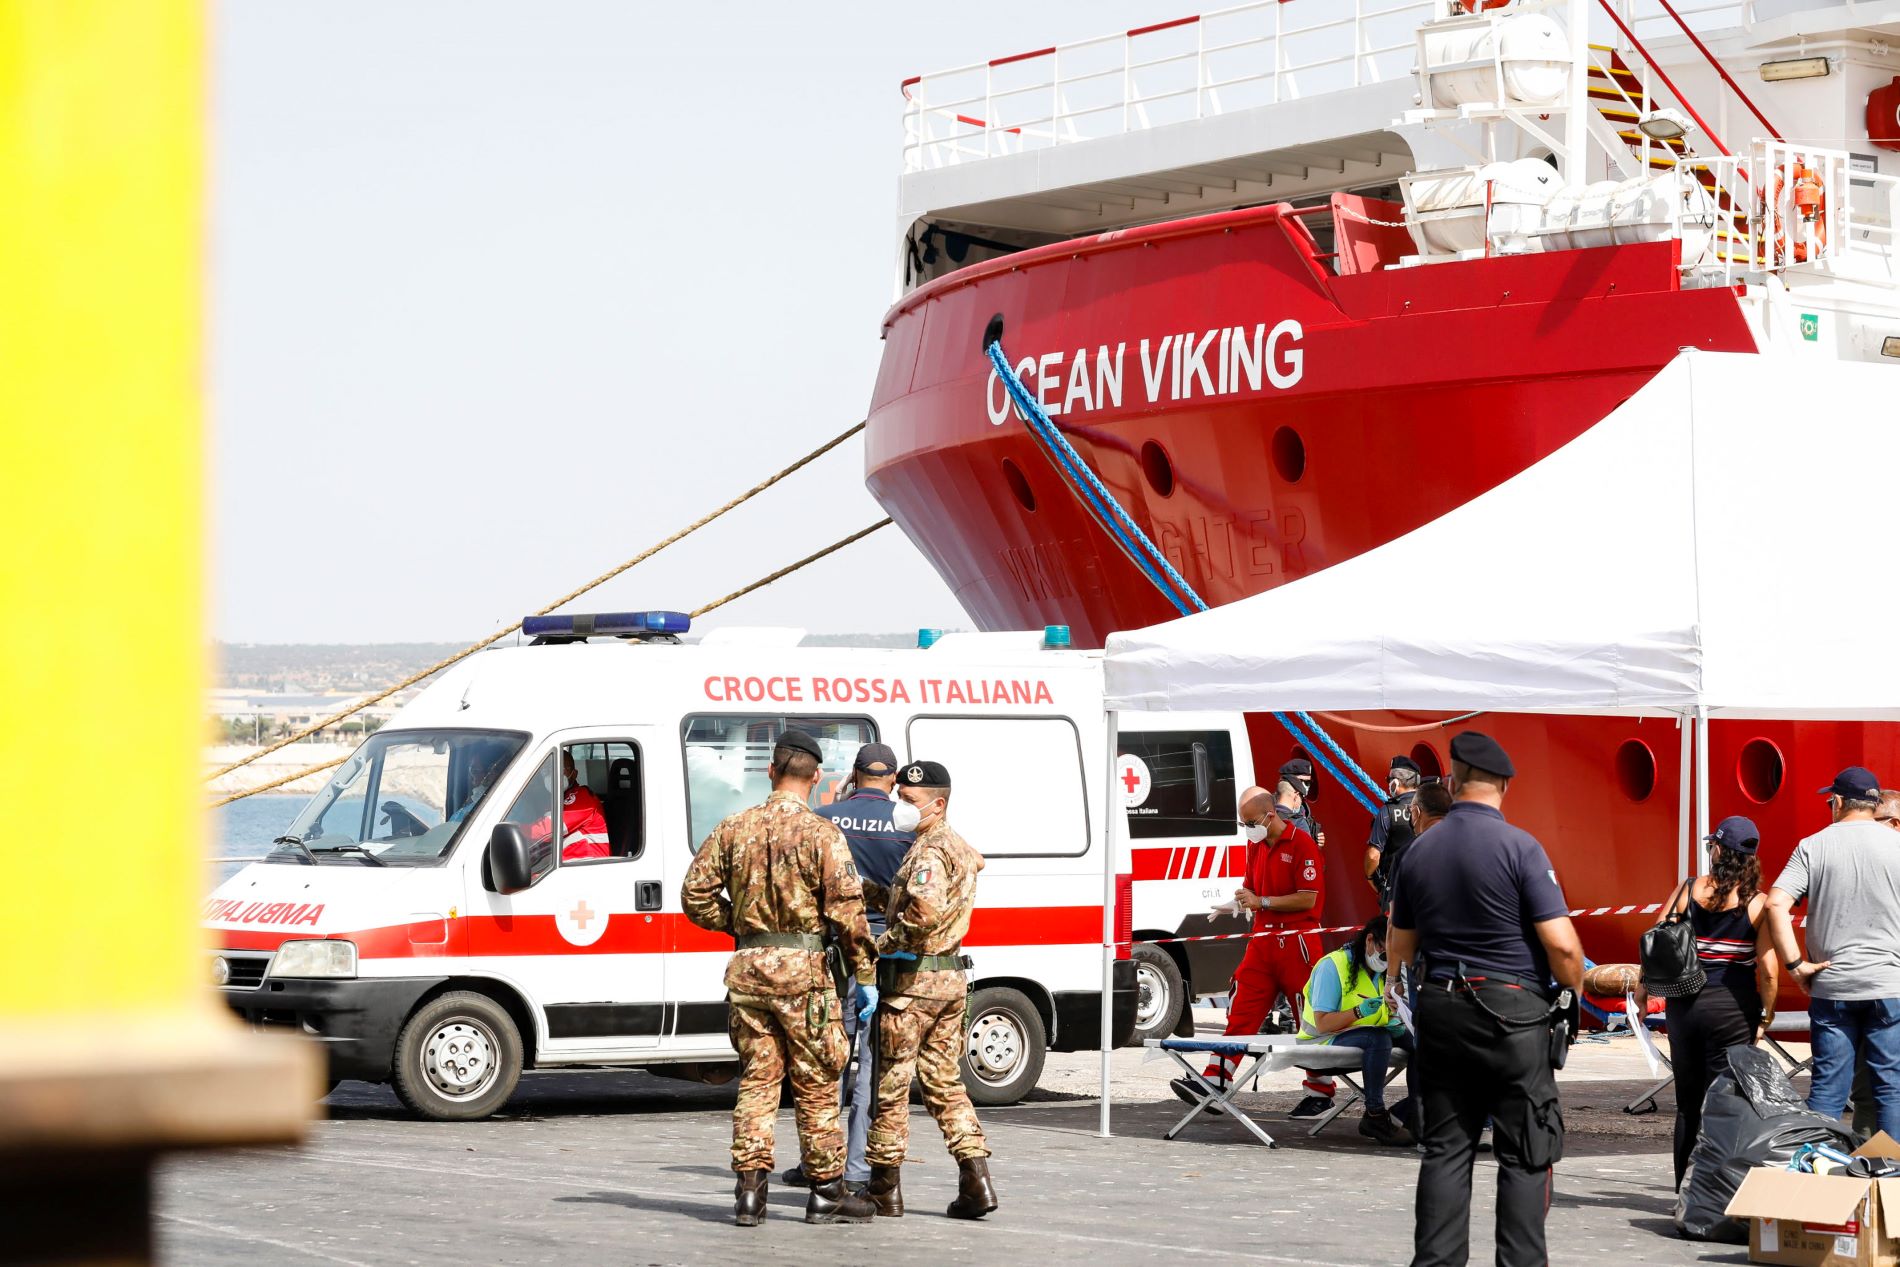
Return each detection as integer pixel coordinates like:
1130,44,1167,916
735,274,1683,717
206,613,1253,1120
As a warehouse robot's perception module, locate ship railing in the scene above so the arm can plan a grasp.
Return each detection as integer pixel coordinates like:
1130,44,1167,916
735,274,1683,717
900,0,1436,173
1690,141,1900,286
1614,0,1754,42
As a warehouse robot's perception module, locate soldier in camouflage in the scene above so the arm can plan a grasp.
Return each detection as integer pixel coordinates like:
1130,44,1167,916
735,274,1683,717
680,728,879,1227
863,759,999,1221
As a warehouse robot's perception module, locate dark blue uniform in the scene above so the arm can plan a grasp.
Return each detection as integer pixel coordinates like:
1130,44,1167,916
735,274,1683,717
1368,790,1417,910
816,787,913,1184
818,789,912,932
1391,801,1570,1267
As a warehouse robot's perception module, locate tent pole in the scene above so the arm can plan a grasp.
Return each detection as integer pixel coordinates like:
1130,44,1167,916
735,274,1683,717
1100,708,1119,1138
1677,715,1693,883
1695,706,1712,872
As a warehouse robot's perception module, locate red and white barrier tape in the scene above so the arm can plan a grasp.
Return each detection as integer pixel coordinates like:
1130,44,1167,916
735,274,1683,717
1141,901,1804,948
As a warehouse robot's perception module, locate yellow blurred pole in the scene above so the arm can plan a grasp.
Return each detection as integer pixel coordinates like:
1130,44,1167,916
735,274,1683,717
0,4,314,1260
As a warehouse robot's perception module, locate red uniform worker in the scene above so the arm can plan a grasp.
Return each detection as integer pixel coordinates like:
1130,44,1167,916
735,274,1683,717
1175,788,1325,1099
530,754,613,860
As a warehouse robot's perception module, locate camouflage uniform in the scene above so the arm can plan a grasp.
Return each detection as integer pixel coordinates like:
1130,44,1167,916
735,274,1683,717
682,790,876,1178
865,817,990,1165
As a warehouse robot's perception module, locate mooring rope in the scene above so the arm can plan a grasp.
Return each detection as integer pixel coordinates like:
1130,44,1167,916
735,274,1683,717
208,422,867,781
211,518,896,806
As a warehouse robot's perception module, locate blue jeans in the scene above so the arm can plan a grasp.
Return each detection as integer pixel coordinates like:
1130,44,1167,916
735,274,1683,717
841,981,876,1182
1808,996,1900,1139
1329,1027,1415,1112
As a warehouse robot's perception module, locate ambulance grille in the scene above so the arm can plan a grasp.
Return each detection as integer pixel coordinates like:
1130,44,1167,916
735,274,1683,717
217,951,271,990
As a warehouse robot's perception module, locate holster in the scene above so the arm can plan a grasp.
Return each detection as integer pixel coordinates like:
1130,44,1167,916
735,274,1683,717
1548,988,1580,1070
824,941,850,1002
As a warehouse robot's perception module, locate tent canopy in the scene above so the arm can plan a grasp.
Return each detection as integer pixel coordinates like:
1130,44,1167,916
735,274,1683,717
1103,351,1900,720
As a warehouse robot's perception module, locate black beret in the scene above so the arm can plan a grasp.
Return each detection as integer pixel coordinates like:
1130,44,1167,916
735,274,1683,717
900,760,951,789
775,729,824,762
1389,755,1421,774
1279,758,1314,779
1449,731,1514,779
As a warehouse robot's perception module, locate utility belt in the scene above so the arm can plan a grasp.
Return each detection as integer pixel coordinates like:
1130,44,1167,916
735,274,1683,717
735,932,848,1026
1421,959,1578,1070
877,950,974,993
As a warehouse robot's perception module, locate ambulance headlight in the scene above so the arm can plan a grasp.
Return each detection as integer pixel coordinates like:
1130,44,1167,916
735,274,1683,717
269,940,357,979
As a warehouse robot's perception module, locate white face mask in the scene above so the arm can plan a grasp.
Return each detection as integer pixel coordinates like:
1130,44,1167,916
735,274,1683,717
1244,821,1269,844
1367,950,1387,973
890,798,922,833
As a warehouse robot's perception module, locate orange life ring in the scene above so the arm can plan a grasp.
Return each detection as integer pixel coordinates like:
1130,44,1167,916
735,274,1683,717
1761,160,1828,264
1457,0,1514,11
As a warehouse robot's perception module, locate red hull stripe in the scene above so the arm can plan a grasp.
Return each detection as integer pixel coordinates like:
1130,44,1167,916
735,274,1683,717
211,904,1106,960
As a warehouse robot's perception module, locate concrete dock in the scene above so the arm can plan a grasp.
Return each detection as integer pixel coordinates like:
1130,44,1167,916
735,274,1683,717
157,1021,1763,1266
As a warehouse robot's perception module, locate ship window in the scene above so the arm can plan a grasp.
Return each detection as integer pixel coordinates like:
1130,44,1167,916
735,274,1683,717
1140,440,1176,498
1410,742,1443,780
1737,738,1784,804
1002,457,1037,512
1616,739,1657,803
1272,426,1306,483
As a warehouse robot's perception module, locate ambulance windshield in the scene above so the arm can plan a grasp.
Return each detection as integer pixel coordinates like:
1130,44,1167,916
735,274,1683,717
270,729,528,866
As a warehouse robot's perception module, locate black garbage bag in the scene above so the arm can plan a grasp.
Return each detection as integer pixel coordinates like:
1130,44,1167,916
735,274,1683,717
1676,1044,1861,1241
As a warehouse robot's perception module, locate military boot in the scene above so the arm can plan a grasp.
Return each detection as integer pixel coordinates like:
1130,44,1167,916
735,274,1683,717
804,1176,875,1224
945,1157,998,1220
866,1163,904,1217
734,1170,769,1227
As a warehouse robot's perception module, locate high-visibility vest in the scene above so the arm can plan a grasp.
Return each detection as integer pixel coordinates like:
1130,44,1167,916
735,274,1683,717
1297,946,1390,1040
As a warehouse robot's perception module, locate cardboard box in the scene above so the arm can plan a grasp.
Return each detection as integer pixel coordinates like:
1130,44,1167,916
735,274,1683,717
1726,1134,1900,1266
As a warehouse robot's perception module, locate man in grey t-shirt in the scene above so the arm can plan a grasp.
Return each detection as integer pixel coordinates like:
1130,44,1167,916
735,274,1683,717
1767,766,1900,1137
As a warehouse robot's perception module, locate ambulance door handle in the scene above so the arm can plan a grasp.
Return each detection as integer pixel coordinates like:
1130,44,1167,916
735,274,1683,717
635,881,662,912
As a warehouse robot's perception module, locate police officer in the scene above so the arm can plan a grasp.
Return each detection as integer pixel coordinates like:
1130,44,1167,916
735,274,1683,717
1278,758,1325,847
1388,732,1584,1267
781,742,913,1193
680,729,879,1227
864,760,998,1221
1366,755,1423,910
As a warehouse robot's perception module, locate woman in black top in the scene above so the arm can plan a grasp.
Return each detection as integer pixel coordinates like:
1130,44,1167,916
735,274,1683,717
1637,815,1780,1188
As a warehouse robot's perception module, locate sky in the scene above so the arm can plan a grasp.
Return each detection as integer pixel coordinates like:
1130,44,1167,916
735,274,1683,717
211,0,1170,644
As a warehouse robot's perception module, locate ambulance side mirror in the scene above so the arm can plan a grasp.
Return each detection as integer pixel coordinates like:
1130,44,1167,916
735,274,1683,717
488,823,534,895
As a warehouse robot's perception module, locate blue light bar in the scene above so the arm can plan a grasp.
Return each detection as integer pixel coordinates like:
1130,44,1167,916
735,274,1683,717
522,611,691,639
1042,624,1072,649
917,628,944,648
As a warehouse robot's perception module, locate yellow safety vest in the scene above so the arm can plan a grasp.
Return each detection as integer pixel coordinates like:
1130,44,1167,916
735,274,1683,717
1298,946,1390,1041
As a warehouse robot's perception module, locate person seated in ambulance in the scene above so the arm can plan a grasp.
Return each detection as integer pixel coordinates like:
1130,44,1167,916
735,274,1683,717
1297,914,1416,1147
446,743,511,826
525,751,611,861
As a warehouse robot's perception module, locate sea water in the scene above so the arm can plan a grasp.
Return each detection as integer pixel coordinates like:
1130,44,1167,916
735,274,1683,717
207,794,302,887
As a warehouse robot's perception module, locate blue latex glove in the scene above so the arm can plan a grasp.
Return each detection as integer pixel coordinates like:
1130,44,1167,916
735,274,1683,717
1354,998,1383,1019
857,983,880,1022
882,950,918,962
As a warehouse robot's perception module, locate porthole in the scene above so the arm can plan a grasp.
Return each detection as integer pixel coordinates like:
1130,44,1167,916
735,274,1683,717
1002,457,1036,513
1272,426,1306,483
1140,440,1176,497
1616,738,1657,803
1410,743,1443,780
1737,737,1784,804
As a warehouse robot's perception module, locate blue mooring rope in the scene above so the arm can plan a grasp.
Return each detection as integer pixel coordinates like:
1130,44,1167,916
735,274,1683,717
985,336,1387,816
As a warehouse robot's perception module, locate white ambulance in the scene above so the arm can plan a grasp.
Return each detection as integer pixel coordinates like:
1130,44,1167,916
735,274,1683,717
206,614,1252,1120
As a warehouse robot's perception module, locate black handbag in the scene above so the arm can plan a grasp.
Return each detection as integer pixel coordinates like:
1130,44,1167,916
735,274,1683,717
1640,878,1707,998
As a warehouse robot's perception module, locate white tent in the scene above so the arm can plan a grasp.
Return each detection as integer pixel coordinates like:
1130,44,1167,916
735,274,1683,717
1104,351,1900,721
1092,349,1900,1135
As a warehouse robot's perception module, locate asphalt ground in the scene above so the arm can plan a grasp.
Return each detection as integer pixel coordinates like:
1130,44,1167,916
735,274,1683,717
156,1018,1775,1267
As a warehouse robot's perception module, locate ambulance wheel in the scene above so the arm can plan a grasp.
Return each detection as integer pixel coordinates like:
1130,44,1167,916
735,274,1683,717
1130,944,1185,1045
391,991,523,1121
961,987,1046,1107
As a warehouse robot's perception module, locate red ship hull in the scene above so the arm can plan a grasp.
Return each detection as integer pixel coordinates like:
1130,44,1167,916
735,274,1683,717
866,202,1900,956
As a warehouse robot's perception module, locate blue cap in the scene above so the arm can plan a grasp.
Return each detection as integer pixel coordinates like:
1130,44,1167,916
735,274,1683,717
1818,766,1881,799
1705,815,1760,855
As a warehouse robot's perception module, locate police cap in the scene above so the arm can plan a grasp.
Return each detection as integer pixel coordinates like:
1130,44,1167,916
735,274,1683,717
853,742,898,774
900,760,951,789
1449,730,1515,779
1389,755,1421,775
775,729,824,762
1279,758,1314,780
